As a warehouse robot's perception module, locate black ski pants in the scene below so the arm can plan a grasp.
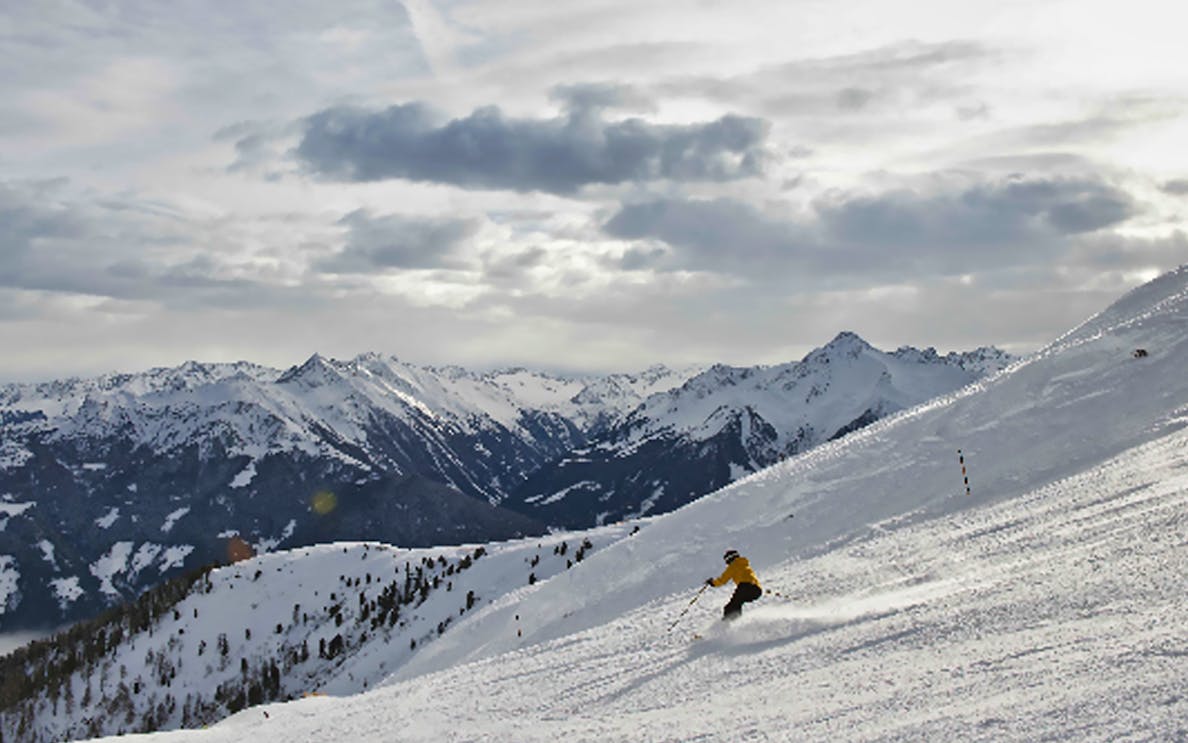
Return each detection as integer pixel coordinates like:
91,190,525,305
723,582,762,620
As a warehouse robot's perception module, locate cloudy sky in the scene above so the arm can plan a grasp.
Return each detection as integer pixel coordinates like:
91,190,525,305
2,0,1186,381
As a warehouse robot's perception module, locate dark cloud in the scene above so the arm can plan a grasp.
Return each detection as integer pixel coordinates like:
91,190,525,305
292,102,770,194
603,175,1141,280
819,176,1138,248
315,210,482,273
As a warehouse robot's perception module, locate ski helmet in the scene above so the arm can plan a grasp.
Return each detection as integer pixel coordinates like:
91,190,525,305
723,549,739,564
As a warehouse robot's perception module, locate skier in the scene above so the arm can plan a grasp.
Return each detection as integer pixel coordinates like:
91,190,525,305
705,549,762,620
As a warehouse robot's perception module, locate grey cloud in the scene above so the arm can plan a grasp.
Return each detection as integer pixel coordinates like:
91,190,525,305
603,175,1141,281
605,197,814,275
956,102,991,121
482,246,549,284
0,182,86,256
659,40,995,118
0,180,307,309
944,100,1183,161
548,82,654,114
316,210,482,273
814,40,994,75
292,102,770,194
836,87,876,111
955,152,1098,173
1161,179,1188,195
818,176,1137,248
618,244,670,272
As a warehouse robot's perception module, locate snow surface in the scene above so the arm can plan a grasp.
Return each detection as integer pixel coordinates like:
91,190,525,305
89,541,134,596
229,462,257,488
0,500,34,518
161,507,192,533
95,506,121,529
50,576,84,610
159,545,194,571
68,267,1188,740
37,540,56,569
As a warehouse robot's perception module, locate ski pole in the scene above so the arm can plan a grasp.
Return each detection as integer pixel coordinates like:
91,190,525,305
667,584,709,632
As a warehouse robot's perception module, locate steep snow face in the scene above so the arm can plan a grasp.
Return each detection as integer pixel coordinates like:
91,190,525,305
624,331,1010,447
60,272,1188,742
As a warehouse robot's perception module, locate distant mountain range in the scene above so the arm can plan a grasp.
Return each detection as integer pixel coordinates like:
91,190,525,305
0,335,1011,629
506,333,1013,526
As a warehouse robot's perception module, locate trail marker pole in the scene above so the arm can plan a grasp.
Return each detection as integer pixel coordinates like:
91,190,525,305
667,584,709,633
957,449,972,497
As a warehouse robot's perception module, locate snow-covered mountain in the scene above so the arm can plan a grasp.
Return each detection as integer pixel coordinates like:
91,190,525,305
0,358,696,630
1,266,1186,741
0,343,1004,631
507,333,1012,526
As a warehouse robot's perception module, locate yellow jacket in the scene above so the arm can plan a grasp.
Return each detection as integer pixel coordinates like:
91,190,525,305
712,557,760,588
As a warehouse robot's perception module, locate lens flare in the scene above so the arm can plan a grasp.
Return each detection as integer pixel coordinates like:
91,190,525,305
311,490,338,515
226,536,254,563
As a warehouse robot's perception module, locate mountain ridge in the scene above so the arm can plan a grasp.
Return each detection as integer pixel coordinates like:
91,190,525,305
0,338,1010,630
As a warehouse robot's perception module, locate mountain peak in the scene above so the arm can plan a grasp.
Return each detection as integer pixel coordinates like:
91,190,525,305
276,353,341,385
803,331,873,363
826,330,870,349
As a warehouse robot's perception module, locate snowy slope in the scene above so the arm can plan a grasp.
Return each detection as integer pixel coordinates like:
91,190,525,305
0,526,637,741
89,264,1188,741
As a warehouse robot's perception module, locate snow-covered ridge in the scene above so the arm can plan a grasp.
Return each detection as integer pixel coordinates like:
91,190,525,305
0,354,696,467
623,331,1013,446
